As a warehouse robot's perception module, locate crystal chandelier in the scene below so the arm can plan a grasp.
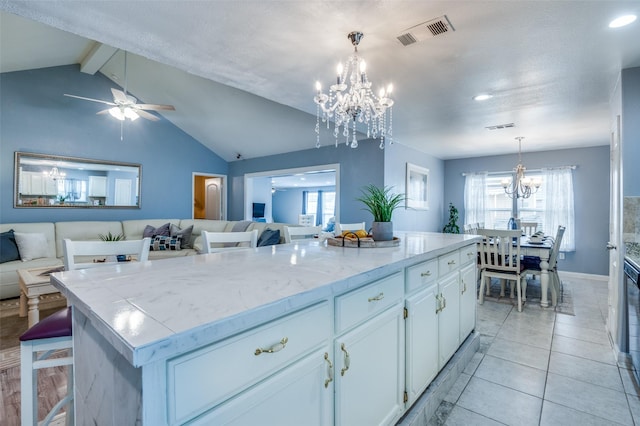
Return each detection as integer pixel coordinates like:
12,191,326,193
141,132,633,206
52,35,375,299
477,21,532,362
501,137,541,199
314,31,394,150
44,166,66,181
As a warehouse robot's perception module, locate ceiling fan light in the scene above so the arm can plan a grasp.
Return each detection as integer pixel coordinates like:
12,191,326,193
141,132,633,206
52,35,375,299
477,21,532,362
123,107,139,121
108,107,125,121
609,15,636,28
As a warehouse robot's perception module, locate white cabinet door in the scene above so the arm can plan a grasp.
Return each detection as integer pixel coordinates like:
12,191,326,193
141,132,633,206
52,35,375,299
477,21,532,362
188,348,333,426
89,176,107,197
459,262,477,342
438,272,460,368
405,284,438,405
335,305,405,426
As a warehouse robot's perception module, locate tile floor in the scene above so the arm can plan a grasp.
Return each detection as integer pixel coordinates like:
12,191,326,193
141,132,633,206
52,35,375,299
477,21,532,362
432,275,640,425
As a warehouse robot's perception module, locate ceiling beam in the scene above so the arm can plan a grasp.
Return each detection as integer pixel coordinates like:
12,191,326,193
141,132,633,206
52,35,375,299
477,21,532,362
79,43,118,75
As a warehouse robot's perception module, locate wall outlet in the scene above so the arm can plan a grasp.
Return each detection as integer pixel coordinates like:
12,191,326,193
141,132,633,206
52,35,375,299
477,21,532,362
558,252,565,260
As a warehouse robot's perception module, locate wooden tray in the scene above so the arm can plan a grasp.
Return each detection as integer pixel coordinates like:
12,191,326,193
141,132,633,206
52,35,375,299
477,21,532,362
327,236,401,248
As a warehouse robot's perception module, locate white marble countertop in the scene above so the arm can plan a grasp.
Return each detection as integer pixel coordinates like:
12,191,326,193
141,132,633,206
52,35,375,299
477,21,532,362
50,231,477,367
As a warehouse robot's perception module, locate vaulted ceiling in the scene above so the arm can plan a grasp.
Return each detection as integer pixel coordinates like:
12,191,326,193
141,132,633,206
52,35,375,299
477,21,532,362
1,1,639,162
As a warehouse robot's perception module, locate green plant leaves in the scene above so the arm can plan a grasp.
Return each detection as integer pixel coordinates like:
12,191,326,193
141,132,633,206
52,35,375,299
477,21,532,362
356,184,405,222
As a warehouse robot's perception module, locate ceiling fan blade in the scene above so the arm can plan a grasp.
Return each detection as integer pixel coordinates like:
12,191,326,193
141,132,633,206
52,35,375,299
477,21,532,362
96,108,112,115
64,93,115,106
136,103,176,111
111,88,130,104
135,109,160,121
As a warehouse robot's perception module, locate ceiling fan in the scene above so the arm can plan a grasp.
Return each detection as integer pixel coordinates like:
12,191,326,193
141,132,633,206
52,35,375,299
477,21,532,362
64,51,175,138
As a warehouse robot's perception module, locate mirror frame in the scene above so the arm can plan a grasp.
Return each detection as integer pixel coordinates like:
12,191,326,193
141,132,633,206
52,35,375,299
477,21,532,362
14,152,142,209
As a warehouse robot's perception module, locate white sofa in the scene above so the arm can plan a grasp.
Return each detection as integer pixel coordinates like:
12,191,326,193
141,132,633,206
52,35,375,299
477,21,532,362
0,219,292,300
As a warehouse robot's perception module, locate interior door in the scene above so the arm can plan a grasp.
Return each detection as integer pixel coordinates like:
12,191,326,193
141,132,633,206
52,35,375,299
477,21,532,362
205,178,222,220
608,115,624,353
114,178,132,205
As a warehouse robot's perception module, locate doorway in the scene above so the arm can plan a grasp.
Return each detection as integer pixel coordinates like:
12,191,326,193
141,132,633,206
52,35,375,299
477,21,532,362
193,173,226,220
244,164,340,225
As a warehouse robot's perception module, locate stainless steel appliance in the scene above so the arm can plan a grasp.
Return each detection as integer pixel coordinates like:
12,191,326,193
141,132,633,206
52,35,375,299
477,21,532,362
625,257,640,380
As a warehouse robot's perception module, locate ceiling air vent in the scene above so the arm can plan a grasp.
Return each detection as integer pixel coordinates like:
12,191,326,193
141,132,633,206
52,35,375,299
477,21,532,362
485,123,515,130
397,15,455,46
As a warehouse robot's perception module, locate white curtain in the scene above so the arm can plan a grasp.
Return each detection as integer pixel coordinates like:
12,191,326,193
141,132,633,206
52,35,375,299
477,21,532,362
542,167,575,251
463,173,487,226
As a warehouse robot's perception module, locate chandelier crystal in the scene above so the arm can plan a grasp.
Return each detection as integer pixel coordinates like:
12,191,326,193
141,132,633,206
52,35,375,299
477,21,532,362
43,166,66,181
314,31,394,150
501,137,541,199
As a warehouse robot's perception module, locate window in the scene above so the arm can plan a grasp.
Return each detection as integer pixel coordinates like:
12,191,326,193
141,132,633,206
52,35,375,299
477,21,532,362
464,168,574,251
304,190,336,227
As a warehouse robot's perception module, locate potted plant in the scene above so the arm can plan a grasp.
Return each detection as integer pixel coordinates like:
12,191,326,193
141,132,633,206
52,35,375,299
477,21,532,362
356,184,404,241
57,195,67,205
442,202,460,234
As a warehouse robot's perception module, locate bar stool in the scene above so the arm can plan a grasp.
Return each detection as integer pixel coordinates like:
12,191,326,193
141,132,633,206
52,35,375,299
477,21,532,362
20,306,74,426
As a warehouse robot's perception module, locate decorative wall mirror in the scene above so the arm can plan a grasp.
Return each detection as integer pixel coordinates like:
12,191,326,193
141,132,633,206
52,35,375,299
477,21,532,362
14,152,141,209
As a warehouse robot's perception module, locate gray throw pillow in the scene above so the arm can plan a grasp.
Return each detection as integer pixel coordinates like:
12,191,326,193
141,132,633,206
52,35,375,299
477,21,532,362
170,224,194,249
143,223,171,238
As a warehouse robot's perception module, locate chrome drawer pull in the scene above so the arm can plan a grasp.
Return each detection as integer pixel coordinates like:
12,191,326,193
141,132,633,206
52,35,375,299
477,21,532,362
368,292,384,302
448,260,456,265
462,280,467,294
435,294,443,314
324,352,333,388
340,343,350,376
255,337,288,356
420,271,432,277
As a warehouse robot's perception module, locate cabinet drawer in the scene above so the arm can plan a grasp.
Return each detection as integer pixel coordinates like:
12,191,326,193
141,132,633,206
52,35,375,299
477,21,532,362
335,272,403,334
438,250,460,277
406,259,438,293
459,244,477,266
167,302,330,424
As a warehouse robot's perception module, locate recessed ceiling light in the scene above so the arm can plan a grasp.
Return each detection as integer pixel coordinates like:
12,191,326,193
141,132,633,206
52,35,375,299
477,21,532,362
473,94,493,101
609,15,637,28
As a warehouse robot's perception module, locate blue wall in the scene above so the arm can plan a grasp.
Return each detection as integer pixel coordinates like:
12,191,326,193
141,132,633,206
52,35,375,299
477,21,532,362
443,145,610,275
384,143,445,232
0,65,228,223
228,142,385,227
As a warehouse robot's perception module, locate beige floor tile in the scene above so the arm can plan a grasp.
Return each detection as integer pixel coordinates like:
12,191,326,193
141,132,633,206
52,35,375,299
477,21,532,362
474,354,547,398
548,351,624,392
552,334,617,365
457,377,542,426
544,372,633,425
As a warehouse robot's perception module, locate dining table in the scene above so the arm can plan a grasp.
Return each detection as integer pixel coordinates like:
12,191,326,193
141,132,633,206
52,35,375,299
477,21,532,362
518,235,554,307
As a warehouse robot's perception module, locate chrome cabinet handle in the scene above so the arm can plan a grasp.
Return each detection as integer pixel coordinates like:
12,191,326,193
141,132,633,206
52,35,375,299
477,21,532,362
420,271,432,277
448,260,456,265
255,337,288,356
368,292,384,302
442,294,447,310
606,242,617,250
340,343,350,376
324,352,333,388
436,294,443,314
461,280,467,294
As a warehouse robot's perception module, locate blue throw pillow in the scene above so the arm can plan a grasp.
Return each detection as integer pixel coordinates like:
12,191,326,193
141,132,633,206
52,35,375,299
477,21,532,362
0,229,21,263
258,229,280,247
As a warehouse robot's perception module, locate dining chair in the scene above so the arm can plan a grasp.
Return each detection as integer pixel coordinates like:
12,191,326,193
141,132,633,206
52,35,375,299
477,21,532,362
21,238,151,426
283,225,322,243
477,229,526,312
335,222,366,235
62,238,151,270
518,221,539,236
522,226,566,306
201,230,258,253
464,223,480,234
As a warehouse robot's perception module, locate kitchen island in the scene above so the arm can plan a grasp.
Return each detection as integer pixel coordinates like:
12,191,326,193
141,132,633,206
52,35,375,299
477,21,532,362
51,231,480,425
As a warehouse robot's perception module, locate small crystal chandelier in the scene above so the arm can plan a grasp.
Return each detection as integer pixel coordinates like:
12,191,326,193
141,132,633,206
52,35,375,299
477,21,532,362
501,137,541,199
43,166,66,181
314,31,394,150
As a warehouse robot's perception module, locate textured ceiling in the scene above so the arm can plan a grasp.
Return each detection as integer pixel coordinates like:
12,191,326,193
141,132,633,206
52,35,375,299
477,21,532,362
1,1,639,162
